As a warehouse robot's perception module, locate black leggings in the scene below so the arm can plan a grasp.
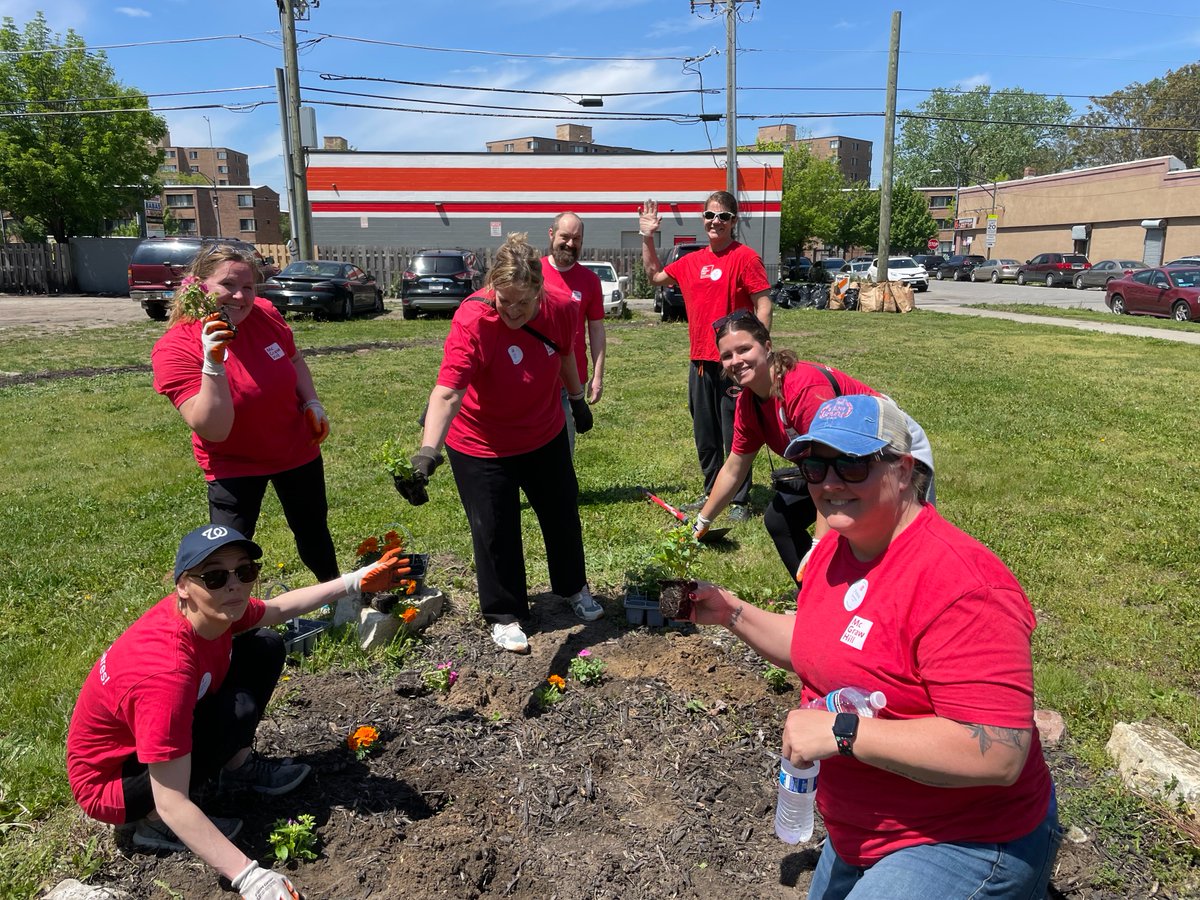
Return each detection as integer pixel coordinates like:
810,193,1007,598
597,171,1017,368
207,454,339,582
120,628,287,821
687,360,751,504
763,488,818,580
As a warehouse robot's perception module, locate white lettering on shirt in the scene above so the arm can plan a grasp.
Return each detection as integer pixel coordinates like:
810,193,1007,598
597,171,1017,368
98,651,110,685
508,345,524,365
840,615,873,650
197,671,212,700
264,342,285,361
844,578,868,612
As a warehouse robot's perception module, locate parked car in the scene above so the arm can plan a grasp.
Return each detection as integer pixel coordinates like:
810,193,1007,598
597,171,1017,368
935,254,987,281
1105,266,1200,321
1015,252,1091,287
1165,257,1200,267
817,257,849,277
1072,259,1146,290
579,260,626,316
865,257,929,291
398,249,485,319
970,259,1021,283
783,256,812,280
847,260,872,279
654,243,705,321
260,260,382,319
849,255,874,266
127,237,278,321
912,253,944,274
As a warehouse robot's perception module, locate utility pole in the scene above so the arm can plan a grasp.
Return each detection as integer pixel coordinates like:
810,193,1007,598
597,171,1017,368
875,10,901,285
278,0,316,260
692,1,759,199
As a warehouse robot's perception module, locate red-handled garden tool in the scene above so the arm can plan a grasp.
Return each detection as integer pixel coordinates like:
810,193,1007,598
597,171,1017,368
640,487,730,543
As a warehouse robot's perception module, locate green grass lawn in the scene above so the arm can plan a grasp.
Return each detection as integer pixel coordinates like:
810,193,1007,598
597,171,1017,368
965,301,1200,333
4,306,1200,891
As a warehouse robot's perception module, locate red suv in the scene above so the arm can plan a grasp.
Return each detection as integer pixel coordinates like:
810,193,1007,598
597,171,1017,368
1015,252,1091,288
127,237,278,320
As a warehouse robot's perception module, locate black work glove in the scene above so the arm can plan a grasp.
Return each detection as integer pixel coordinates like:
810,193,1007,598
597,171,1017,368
394,447,442,506
411,448,443,479
569,396,593,434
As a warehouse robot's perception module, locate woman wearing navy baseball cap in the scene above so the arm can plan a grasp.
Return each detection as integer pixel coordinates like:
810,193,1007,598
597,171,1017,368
66,525,410,899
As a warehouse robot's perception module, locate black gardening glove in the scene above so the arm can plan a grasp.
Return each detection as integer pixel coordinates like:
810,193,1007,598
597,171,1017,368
394,447,442,507
569,395,593,434
411,447,443,479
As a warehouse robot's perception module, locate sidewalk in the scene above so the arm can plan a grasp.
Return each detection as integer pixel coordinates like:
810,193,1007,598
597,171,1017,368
929,304,1200,345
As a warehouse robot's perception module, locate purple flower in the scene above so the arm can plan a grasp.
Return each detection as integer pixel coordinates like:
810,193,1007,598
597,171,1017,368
577,649,591,658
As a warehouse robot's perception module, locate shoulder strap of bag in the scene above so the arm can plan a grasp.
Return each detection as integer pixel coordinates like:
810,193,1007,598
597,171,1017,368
760,363,842,473
468,295,561,354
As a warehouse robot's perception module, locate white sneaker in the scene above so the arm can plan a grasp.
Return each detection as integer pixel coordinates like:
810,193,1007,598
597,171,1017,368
567,586,604,622
491,622,529,653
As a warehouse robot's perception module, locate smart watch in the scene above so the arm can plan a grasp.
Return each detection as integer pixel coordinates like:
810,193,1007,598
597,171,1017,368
833,712,859,757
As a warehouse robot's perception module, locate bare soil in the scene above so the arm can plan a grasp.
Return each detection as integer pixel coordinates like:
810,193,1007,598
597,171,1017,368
72,589,1178,900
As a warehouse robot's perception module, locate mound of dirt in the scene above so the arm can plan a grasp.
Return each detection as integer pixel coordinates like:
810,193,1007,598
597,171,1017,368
73,589,1164,899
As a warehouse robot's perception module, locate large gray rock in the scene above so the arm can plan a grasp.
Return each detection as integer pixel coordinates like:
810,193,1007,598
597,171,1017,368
359,586,446,650
1106,721,1200,815
43,880,129,900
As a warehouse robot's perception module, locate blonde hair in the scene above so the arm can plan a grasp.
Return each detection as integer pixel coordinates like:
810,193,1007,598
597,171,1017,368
486,232,544,296
166,244,260,328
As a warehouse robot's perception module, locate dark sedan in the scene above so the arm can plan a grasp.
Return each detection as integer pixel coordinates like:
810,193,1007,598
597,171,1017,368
1104,266,1200,321
261,261,383,320
935,254,986,281
1073,259,1146,290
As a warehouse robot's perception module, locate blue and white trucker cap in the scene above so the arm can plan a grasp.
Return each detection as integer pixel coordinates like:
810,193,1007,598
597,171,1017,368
784,394,912,460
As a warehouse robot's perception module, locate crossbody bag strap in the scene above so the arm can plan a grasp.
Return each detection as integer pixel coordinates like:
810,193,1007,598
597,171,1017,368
468,294,561,353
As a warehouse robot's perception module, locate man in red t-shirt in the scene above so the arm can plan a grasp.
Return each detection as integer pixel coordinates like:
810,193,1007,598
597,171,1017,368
639,191,772,516
541,211,606,455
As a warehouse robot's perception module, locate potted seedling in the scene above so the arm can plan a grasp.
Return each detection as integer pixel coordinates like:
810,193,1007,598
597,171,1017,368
174,276,238,334
622,560,668,627
377,437,427,505
352,527,428,614
651,524,702,621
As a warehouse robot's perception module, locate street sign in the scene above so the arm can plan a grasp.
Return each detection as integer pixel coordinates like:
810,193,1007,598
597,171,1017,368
985,214,998,248
927,237,939,251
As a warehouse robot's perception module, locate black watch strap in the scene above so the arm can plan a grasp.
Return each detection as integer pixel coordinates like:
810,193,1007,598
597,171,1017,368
833,712,859,757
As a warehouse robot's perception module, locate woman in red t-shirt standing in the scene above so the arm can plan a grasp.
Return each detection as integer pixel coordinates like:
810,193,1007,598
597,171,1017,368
406,233,602,653
151,245,338,582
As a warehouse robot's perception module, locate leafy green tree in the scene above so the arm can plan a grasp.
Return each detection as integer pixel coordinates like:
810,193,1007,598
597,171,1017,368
776,143,845,257
826,182,878,257
0,13,166,241
824,182,937,258
896,86,1072,186
1068,64,1200,169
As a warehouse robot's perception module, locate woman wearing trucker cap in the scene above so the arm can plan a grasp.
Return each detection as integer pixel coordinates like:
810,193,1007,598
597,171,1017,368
66,525,409,900
689,394,1060,900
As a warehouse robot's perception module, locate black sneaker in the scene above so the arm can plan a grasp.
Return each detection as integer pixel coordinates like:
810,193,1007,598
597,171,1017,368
680,494,709,512
133,815,242,852
727,503,752,523
218,751,311,796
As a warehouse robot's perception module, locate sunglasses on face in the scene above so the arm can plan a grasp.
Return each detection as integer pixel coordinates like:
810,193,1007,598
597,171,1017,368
703,210,735,223
799,453,896,484
711,307,758,334
188,562,262,590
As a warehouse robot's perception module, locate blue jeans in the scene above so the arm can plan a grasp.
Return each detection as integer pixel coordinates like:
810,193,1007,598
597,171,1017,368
807,788,1061,900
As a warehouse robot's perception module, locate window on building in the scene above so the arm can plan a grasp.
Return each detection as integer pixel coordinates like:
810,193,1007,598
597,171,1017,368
555,143,562,150
178,219,197,234
166,193,195,208
851,157,858,166
218,179,228,186
239,218,256,232
164,149,176,157
854,142,860,150
217,151,227,159
930,195,953,207
504,143,514,152
829,139,839,149
217,165,228,174
188,150,198,160
237,194,254,208
528,140,538,150
574,145,586,153
160,164,178,172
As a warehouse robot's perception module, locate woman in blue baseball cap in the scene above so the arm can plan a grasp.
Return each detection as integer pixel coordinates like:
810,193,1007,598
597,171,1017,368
67,525,410,899
688,393,1060,900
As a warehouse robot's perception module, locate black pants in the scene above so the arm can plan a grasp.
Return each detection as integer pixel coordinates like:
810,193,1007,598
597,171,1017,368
446,428,586,625
120,628,286,821
208,455,339,582
687,360,751,504
763,487,818,580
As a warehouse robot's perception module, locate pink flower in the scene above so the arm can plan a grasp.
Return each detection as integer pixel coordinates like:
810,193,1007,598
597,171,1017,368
577,649,591,658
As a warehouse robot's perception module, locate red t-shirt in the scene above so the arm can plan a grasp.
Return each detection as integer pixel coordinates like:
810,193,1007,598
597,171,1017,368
790,505,1052,866
664,241,770,362
731,363,878,457
66,595,266,824
151,299,318,480
438,291,578,457
540,257,604,384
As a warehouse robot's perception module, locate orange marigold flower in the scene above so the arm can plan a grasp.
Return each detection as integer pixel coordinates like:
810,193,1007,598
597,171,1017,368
347,725,380,751
405,581,417,595
400,607,418,623
382,530,403,550
547,674,566,690
356,537,379,556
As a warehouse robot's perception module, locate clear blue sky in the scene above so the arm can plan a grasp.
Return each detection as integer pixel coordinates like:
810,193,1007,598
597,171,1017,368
5,0,1200,210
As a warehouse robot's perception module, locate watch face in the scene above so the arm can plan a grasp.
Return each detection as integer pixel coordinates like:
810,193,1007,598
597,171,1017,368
833,712,859,756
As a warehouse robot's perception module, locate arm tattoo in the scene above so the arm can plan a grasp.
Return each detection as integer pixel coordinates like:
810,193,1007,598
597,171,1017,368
727,604,743,629
958,722,1028,756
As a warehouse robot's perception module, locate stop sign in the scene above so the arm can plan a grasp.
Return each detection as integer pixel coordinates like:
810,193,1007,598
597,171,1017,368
927,238,939,251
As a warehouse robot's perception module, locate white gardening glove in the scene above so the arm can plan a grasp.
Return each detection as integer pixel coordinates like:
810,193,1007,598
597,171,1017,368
692,512,712,541
232,861,300,900
795,538,819,585
200,314,235,376
302,399,329,446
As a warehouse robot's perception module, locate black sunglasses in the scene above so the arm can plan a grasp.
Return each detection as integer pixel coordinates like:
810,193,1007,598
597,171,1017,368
188,562,262,590
702,210,735,222
712,307,758,333
799,453,896,484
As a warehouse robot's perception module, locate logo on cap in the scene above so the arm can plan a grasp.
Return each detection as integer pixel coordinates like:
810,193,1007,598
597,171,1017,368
819,397,855,420
201,525,229,541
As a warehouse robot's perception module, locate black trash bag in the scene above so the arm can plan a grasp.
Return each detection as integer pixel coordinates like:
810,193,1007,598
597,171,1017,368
842,288,859,311
769,281,790,308
791,284,815,308
808,285,830,309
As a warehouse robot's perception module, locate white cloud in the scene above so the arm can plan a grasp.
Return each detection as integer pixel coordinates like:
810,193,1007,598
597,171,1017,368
115,7,152,17
0,1,89,30
956,74,992,91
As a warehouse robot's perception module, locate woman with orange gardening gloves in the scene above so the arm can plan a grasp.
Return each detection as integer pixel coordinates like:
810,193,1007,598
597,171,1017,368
152,244,339,582
68,525,412,899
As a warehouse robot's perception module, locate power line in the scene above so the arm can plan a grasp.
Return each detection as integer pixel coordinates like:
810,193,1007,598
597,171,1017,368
304,85,701,118
317,73,718,100
0,32,279,55
0,85,274,108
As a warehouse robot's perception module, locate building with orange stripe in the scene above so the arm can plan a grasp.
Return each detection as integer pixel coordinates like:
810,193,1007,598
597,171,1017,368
306,151,783,262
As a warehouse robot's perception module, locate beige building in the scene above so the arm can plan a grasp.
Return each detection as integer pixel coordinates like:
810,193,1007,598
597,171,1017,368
755,125,872,184
485,123,645,155
923,156,1200,265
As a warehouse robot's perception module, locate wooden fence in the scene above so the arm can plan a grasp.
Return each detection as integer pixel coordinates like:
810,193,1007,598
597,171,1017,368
0,243,75,295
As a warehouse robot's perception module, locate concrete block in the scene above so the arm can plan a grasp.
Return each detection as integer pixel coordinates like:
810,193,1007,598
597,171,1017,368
44,880,130,900
1106,721,1200,816
1034,709,1066,746
358,587,445,651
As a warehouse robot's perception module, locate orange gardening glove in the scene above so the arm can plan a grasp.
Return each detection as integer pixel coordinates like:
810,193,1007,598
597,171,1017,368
200,314,236,376
302,400,330,446
341,546,413,597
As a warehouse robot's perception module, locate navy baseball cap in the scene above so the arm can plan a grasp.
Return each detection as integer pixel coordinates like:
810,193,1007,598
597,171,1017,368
784,394,912,460
173,525,262,583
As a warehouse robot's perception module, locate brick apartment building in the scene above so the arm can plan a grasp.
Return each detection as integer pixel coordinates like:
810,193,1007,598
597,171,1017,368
754,124,873,184
484,123,645,155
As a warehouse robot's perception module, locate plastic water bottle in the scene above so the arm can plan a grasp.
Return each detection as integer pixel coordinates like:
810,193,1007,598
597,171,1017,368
774,758,819,844
804,686,887,717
